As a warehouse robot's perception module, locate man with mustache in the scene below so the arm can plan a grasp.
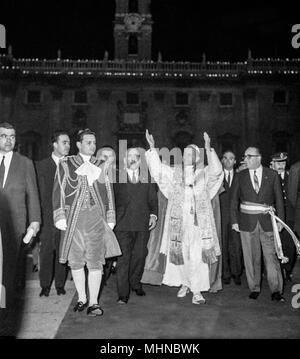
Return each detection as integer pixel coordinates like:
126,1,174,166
114,147,158,304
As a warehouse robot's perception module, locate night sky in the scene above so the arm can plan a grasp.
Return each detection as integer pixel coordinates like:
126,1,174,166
0,0,299,61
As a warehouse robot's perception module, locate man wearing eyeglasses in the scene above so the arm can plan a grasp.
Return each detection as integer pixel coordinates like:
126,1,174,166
0,122,41,335
230,147,285,302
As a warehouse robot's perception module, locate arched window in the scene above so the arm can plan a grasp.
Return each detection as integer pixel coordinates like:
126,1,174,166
128,34,138,55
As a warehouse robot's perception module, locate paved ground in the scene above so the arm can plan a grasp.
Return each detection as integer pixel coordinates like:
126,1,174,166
56,259,300,339
17,279,76,339
6,255,300,339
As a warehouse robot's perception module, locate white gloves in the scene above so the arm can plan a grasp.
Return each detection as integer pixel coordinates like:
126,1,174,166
108,223,115,230
55,219,67,231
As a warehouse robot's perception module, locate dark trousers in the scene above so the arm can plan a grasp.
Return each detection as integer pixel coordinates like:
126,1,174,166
15,241,28,289
222,222,243,280
115,231,150,299
39,230,67,289
281,224,297,276
1,234,26,337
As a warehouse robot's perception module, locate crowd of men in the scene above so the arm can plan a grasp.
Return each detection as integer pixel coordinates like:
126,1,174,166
0,121,299,334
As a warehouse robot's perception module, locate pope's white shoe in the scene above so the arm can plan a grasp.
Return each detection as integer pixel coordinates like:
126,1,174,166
192,293,206,304
177,285,190,298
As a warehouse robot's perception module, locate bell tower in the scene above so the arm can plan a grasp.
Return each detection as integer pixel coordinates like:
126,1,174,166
114,0,153,60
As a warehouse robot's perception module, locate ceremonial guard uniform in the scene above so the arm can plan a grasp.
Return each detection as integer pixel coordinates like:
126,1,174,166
53,130,121,316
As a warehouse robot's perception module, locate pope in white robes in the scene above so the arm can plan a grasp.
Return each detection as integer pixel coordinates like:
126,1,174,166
145,130,223,304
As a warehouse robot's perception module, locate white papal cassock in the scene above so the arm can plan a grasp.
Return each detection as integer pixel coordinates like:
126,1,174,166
145,147,223,294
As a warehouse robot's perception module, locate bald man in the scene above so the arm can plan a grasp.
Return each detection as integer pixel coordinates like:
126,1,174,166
230,147,285,302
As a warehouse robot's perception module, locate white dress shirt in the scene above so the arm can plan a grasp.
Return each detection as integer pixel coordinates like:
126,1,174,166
79,153,92,162
249,165,263,191
224,168,234,187
51,152,63,166
0,151,13,188
126,168,139,183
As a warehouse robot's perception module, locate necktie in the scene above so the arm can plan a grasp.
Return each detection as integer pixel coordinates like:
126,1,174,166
131,171,137,184
227,172,231,187
253,170,259,193
0,156,5,188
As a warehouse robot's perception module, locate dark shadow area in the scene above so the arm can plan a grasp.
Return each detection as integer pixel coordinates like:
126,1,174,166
0,190,26,338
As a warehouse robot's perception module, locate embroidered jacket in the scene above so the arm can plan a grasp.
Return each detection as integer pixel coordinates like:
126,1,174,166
52,154,115,263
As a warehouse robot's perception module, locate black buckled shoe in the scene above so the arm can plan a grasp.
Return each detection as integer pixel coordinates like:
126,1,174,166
73,301,88,312
87,304,104,316
39,287,50,297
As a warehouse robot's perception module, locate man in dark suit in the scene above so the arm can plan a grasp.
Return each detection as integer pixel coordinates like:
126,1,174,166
0,122,41,335
36,130,70,297
219,151,243,285
0,122,41,287
288,159,300,237
114,147,158,304
230,147,285,302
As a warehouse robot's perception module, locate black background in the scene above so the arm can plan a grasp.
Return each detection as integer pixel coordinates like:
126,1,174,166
0,0,299,61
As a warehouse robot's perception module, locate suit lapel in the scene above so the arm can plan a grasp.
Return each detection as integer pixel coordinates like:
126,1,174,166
246,169,258,196
4,152,19,190
258,167,268,197
49,157,57,177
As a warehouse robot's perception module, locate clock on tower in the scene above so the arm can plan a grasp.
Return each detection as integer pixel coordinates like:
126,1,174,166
114,0,153,60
